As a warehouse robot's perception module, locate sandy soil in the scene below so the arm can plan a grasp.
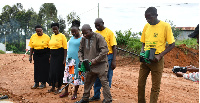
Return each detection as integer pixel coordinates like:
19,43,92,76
0,45,199,103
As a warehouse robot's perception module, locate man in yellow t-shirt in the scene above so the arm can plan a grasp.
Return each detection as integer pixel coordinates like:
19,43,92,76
138,7,175,103
89,18,117,102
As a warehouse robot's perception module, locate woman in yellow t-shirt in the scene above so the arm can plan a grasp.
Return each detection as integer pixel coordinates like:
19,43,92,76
28,25,50,89
48,23,67,94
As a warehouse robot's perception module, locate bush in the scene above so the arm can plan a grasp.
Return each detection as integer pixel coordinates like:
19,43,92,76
127,38,142,54
0,50,5,54
6,44,19,53
116,30,131,46
116,29,143,56
6,42,26,53
175,38,198,49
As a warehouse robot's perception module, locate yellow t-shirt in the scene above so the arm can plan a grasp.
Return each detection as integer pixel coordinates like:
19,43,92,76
95,27,117,54
140,20,175,54
49,33,67,49
28,33,50,49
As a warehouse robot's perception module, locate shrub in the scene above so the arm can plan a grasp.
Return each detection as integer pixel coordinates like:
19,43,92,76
127,38,142,54
0,50,5,54
116,29,136,46
6,44,19,53
176,38,198,49
116,29,143,55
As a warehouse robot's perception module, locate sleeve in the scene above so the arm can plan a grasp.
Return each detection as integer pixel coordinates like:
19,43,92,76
109,30,117,46
28,36,33,48
140,24,148,43
94,35,109,62
78,38,84,61
62,34,68,49
166,24,175,44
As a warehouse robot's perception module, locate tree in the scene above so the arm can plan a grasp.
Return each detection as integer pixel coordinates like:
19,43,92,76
0,5,12,23
38,3,58,35
58,16,66,34
66,12,80,26
0,3,68,53
28,10,39,38
0,3,38,53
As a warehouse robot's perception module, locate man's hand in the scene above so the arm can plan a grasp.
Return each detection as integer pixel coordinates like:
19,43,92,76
111,61,116,70
153,54,162,62
91,59,97,65
186,65,199,72
29,56,32,63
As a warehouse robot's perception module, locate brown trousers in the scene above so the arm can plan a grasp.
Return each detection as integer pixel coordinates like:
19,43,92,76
138,57,164,103
82,63,112,101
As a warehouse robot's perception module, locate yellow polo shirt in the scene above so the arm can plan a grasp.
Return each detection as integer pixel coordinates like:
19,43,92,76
28,33,50,49
95,27,117,54
140,20,175,54
49,33,67,49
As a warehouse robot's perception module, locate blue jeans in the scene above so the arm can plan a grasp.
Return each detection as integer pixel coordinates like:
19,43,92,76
93,54,113,99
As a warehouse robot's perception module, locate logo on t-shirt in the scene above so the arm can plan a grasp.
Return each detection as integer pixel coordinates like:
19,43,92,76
154,33,158,37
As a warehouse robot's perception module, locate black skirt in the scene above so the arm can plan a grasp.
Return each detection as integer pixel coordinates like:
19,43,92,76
49,48,65,88
33,48,50,83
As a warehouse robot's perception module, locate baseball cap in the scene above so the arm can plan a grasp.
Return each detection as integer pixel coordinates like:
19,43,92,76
188,24,199,38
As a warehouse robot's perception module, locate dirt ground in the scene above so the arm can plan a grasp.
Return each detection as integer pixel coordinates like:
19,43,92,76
0,45,199,103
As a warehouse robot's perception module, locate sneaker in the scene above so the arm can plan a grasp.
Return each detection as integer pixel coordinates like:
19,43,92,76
89,96,100,102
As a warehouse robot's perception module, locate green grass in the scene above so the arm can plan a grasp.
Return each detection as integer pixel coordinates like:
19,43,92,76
0,50,5,54
175,38,198,49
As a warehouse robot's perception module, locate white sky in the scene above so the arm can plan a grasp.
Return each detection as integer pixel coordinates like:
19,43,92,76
0,0,199,33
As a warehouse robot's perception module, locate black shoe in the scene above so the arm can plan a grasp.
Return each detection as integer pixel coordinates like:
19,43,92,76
31,83,39,89
74,99,89,103
38,82,46,89
102,99,112,103
89,96,100,102
0,95,8,100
